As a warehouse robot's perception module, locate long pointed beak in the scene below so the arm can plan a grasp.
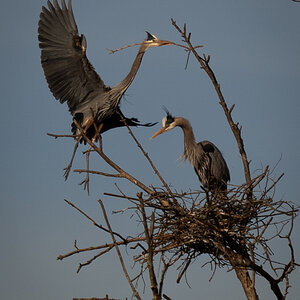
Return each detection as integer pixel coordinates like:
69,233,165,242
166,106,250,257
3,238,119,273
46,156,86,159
158,40,174,46
150,127,167,139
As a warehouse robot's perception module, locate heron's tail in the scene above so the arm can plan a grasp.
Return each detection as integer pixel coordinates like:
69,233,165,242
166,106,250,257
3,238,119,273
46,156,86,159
71,113,157,144
125,117,157,128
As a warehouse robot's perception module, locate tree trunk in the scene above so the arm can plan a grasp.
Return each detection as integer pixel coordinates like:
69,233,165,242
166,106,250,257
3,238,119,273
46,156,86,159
228,253,259,300
234,267,259,300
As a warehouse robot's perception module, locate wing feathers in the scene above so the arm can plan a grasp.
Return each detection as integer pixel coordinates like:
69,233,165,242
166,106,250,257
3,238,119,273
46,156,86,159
38,0,107,112
198,141,230,184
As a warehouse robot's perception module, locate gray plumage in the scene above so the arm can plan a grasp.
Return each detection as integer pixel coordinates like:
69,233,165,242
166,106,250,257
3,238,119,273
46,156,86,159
151,111,230,191
38,0,173,141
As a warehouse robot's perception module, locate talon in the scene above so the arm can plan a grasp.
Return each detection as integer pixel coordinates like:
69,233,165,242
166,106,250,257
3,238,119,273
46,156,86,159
63,165,72,180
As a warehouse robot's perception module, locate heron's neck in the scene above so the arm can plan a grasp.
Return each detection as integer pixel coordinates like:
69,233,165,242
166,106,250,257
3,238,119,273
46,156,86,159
113,44,148,95
176,117,199,160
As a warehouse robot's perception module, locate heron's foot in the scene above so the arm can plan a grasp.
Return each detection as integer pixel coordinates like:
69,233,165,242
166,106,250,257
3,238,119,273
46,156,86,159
63,140,80,181
92,123,104,144
63,164,72,181
80,146,91,195
79,174,90,195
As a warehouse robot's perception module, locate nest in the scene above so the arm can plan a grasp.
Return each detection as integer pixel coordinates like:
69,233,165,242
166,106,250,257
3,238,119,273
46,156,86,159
145,190,254,259
130,175,295,283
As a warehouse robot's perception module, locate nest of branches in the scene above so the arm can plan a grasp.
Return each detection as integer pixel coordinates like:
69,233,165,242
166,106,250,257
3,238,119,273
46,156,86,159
148,190,253,262
113,165,296,286
58,158,297,300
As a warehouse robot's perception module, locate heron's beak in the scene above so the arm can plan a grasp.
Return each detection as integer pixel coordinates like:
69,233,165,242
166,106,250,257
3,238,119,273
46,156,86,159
150,127,167,139
157,40,174,46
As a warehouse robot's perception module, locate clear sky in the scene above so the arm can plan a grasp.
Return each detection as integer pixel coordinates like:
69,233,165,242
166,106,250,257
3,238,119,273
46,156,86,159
0,0,299,299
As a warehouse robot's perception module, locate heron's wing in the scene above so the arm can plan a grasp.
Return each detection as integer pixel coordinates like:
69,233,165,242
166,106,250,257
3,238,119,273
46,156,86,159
200,141,230,182
38,0,109,112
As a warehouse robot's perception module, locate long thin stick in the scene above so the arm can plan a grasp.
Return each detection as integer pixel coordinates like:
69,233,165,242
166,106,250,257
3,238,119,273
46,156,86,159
73,120,153,195
124,122,177,207
171,19,252,192
64,199,126,242
138,194,159,298
99,200,142,300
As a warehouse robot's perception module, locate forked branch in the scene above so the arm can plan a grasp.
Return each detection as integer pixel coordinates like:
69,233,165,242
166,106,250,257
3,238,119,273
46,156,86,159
171,19,252,192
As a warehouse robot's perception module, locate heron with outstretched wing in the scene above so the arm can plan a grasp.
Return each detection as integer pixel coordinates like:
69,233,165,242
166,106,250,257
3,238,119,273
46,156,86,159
38,0,173,181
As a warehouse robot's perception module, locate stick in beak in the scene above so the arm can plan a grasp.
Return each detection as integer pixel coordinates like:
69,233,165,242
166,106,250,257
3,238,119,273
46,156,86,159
150,127,167,139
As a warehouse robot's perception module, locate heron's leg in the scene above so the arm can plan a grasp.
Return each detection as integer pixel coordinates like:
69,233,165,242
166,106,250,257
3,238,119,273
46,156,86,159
82,147,91,194
82,123,104,194
64,117,94,182
204,188,211,206
94,123,104,142
63,139,80,180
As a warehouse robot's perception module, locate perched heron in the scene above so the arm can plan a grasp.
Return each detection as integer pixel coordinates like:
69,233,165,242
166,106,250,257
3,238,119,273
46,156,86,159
151,110,230,193
38,0,173,180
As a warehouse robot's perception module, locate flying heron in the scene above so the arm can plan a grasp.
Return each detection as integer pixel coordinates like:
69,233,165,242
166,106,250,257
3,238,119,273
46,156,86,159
151,110,230,193
38,0,173,180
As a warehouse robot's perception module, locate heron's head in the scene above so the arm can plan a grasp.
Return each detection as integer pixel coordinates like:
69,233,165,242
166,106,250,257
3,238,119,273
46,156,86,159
143,32,173,48
150,108,178,139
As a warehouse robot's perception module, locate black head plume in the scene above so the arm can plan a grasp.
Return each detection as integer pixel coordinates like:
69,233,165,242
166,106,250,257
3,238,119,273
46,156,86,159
162,106,175,126
146,31,157,41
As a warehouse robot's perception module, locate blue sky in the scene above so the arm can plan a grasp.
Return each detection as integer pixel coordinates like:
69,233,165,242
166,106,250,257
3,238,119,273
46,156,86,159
0,0,299,299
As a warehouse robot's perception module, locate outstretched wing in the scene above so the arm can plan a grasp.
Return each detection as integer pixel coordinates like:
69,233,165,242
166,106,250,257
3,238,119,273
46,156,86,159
38,0,110,112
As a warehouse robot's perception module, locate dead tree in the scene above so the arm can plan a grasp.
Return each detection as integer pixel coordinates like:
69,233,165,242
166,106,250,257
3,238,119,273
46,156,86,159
51,21,298,300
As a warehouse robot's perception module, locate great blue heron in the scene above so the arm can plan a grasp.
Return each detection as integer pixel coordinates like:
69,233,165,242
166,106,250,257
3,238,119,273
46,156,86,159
151,110,230,193
38,0,173,180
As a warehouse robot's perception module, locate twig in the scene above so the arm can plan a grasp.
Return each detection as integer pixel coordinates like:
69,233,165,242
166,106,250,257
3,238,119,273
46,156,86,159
58,237,147,261
176,259,191,284
74,169,123,178
99,200,142,300
124,122,177,207
47,132,77,139
76,246,114,273
73,120,153,195
64,199,127,242
107,41,202,54
138,193,159,299
171,19,252,193
107,42,143,54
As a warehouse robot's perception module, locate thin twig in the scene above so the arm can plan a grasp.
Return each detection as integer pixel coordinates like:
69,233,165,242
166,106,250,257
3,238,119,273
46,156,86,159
124,122,177,207
138,193,159,298
74,169,123,178
76,246,114,273
107,42,143,54
171,19,252,193
47,132,77,139
107,41,202,54
99,199,142,300
64,199,127,242
73,119,153,195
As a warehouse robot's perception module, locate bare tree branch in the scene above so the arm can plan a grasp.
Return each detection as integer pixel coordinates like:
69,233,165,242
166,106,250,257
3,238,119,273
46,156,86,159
99,200,142,300
171,19,252,194
73,119,153,195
